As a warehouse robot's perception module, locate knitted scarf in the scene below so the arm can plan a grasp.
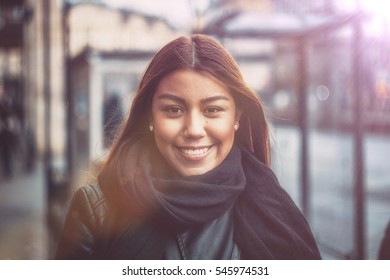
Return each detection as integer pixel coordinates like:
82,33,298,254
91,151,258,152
98,140,321,259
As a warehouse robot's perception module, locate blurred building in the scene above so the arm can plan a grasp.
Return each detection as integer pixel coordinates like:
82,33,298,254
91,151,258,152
67,2,179,56
1,0,182,186
0,0,36,179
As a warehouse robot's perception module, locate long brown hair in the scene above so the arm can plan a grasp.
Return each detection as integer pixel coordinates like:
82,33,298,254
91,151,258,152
99,34,270,179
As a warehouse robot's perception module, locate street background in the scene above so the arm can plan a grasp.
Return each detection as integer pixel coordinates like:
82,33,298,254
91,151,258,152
1,0,389,260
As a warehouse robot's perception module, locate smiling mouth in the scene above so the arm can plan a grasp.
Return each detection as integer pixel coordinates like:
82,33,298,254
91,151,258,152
177,146,212,159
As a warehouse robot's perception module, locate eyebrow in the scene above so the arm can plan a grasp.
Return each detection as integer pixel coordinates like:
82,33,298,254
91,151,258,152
157,93,230,104
157,93,185,103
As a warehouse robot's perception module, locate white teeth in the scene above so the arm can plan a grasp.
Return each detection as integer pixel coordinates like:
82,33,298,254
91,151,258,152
181,147,209,156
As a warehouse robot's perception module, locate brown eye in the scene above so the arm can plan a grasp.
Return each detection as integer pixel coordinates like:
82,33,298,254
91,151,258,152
204,106,223,115
164,106,184,115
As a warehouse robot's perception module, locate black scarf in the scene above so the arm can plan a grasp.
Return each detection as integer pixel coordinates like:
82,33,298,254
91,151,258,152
99,140,321,259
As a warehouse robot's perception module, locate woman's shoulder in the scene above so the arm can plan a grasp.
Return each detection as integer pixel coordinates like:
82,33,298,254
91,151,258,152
73,184,106,207
55,184,110,259
67,184,109,227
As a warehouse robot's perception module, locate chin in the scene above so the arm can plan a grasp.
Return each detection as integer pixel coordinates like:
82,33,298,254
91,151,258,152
178,166,213,177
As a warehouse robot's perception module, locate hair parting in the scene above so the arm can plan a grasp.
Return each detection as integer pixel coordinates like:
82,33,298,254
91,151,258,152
191,39,197,68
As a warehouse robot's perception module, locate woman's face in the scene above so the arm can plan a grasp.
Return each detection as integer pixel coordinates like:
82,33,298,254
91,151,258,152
151,69,240,176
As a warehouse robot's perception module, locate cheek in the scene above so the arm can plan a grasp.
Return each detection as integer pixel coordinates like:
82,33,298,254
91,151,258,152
208,119,235,141
154,120,182,142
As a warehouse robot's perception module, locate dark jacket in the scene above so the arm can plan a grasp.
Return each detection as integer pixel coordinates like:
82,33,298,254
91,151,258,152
55,184,239,259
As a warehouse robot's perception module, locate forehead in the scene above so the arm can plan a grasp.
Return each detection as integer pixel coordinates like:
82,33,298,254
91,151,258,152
154,69,233,102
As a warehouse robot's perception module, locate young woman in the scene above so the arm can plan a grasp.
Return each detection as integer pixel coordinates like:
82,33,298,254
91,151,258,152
55,34,321,260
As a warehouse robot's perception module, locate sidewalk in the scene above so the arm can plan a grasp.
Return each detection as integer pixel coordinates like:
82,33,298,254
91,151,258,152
0,162,48,259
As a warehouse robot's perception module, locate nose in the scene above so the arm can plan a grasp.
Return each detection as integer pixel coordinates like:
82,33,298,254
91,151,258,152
183,111,206,139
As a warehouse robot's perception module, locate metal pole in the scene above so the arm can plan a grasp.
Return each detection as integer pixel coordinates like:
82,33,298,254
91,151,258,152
297,39,310,218
42,0,56,258
42,0,52,191
63,2,73,177
352,18,366,260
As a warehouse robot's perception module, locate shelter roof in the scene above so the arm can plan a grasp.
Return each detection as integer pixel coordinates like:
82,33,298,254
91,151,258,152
202,10,364,39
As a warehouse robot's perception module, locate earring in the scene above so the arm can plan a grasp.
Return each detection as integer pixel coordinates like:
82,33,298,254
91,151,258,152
149,125,154,132
234,123,239,131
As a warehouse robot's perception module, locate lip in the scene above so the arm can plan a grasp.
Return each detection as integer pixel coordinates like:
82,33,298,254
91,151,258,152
175,145,213,161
